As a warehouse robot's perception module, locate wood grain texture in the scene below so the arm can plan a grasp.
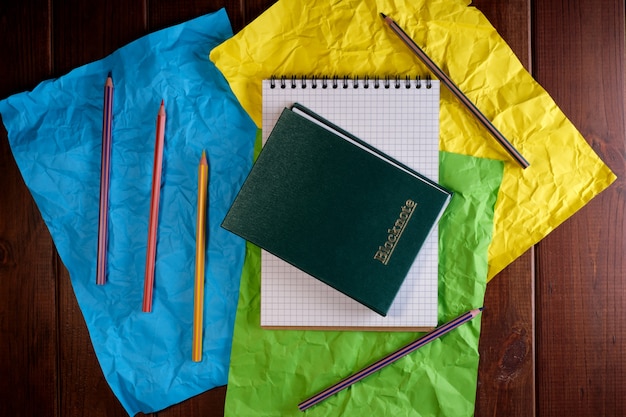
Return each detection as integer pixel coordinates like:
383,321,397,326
0,1,57,417
0,0,52,97
472,1,536,416
533,0,626,416
476,254,536,417
0,0,624,416
52,0,148,77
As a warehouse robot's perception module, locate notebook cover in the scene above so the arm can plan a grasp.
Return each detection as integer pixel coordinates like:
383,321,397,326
222,107,451,316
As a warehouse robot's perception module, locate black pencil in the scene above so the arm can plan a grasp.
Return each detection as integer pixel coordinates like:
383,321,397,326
381,13,529,169
298,308,483,411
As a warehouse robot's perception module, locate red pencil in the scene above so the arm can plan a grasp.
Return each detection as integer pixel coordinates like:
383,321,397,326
142,99,166,312
96,72,113,285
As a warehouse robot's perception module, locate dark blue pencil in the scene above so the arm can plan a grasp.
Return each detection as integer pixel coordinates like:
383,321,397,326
298,308,483,411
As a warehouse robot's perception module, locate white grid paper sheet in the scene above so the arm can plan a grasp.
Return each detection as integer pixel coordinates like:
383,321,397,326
261,77,440,329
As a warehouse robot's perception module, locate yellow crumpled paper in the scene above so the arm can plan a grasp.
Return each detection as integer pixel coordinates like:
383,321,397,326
210,0,616,280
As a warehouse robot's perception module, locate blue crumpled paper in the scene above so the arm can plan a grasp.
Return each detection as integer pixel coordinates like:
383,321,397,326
0,9,256,415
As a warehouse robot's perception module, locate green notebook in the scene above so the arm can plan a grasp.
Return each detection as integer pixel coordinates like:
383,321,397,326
222,104,452,316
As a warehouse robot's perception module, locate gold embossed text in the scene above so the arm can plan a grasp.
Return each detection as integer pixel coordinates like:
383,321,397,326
374,199,417,265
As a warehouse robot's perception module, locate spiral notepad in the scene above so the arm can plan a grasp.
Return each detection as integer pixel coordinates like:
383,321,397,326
261,76,441,330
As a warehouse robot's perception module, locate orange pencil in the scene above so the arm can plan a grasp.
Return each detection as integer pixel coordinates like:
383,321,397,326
142,100,166,313
97,72,113,285
192,150,208,361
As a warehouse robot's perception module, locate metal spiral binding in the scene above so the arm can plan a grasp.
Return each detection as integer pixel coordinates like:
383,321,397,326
270,74,431,89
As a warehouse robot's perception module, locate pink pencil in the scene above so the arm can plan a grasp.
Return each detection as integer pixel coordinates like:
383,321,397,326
142,100,166,312
96,72,113,285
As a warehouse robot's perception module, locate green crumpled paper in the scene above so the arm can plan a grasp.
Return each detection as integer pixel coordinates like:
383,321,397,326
223,151,503,416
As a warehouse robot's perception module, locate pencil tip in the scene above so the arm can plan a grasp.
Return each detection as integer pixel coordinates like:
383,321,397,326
380,12,386,18
478,307,484,312
157,99,166,116
107,71,112,78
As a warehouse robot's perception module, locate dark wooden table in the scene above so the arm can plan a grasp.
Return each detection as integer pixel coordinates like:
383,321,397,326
1,1,624,416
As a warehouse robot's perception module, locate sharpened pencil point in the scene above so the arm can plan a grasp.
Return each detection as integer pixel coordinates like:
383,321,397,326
107,71,112,78
380,12,529,168
380,12,387,18
158,99,165,116
143,95,167,312
193,146,209,361
298,308,482,410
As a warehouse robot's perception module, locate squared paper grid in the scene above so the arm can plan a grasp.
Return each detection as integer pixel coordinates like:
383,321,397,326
261,77,440,329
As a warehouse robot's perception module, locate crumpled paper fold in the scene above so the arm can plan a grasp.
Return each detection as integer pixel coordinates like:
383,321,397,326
0,9,257,415
210,0,616,280
223,151,503,416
